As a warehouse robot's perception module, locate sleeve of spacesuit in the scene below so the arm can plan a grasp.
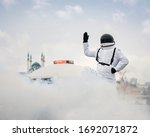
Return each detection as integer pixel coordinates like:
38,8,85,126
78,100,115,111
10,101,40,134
114,49,129,72
83,42,96,57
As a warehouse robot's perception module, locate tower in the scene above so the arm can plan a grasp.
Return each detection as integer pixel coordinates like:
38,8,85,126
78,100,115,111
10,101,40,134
27,53,30,72
30,54,32,70
41,53,45,67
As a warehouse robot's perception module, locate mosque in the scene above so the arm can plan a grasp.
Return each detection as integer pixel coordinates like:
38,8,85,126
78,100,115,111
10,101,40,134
27,53,45,73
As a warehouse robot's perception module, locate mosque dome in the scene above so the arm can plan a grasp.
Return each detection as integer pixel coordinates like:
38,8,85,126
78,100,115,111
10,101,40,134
29,62,41,72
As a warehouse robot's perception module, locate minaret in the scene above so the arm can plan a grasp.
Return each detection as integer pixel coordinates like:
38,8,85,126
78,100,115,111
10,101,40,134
27,53,30,72
41,53,45,67
30,54,32,69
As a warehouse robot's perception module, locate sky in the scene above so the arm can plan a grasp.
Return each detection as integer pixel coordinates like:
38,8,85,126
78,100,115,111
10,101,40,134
0,0,150,83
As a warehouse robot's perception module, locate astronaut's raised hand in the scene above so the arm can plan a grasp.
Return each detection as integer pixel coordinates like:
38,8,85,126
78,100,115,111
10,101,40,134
83,32,89,43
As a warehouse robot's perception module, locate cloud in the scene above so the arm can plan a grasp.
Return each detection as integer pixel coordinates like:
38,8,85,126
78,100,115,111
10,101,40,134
0,30,9,39
113,0,138,6
0,29,12,46
142,19,150,34
1,0,16,8
145,8,150,15
0,70,149,120
56,5,83,19
0,29,32,71
26,0,51,18
112,10,127,23
32,0,51,10
104,23,113,31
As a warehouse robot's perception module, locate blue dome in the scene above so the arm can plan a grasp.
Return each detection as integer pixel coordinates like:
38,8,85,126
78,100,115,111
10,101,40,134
30,62,41,72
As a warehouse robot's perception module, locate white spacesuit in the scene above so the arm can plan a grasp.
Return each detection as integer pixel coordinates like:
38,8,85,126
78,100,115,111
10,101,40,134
83,33,129,82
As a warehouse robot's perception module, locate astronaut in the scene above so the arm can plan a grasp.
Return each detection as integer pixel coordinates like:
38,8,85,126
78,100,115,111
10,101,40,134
83,32,129,82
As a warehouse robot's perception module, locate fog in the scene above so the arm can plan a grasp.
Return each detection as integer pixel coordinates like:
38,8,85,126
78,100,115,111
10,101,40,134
0,69,149,120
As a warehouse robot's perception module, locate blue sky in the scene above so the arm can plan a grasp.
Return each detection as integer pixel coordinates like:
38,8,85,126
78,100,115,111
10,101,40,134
0,0,150,83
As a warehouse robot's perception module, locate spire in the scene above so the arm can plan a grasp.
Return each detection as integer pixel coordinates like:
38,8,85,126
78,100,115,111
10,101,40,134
41,53,45,67
29,54,32,69
27,53,29,61
27,53,30,72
